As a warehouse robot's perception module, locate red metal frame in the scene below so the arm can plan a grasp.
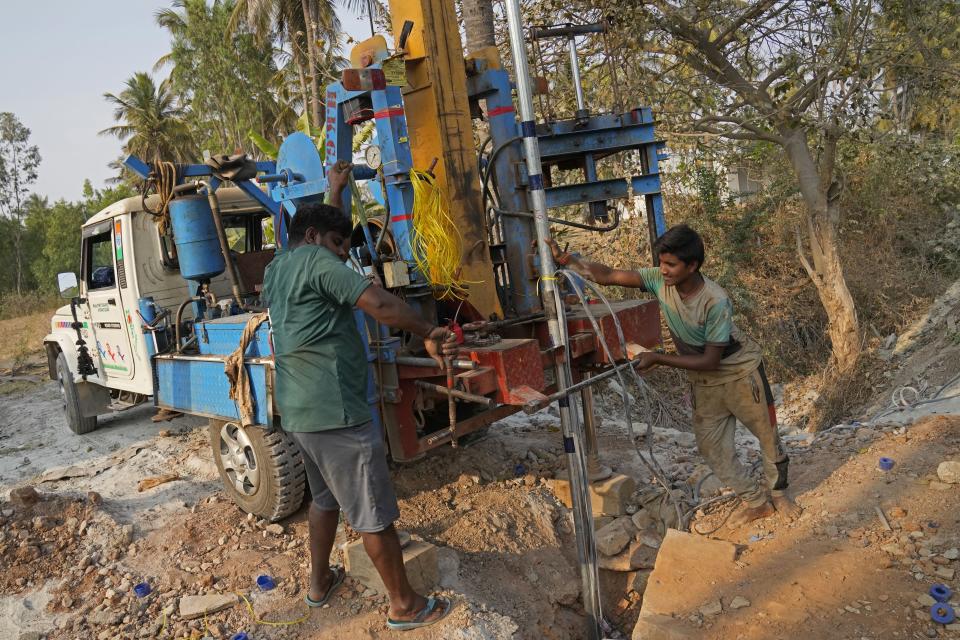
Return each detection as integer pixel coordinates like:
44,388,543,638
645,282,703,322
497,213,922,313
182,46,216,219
381,299,660,462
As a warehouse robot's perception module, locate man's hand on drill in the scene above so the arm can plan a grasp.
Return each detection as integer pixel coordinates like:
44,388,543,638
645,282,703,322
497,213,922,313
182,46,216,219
424,327,458,369
326,160,352,203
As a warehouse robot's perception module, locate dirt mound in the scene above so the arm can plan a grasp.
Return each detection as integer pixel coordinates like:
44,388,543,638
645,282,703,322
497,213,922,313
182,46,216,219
0,490,102,594
639,414,960,639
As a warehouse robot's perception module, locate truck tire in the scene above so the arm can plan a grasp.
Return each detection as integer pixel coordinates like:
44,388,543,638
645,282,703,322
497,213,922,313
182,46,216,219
57,352,98,435
209,420,305,522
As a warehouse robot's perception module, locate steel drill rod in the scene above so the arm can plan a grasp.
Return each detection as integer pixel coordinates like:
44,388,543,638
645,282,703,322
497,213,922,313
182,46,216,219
413,380,495,406
394,356,478,370
445,357,458,448
523,357,647,414
503,1,603,636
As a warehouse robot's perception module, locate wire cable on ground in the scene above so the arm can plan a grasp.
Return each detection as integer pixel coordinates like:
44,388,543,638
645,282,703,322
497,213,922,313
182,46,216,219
556,269,691,529
409,169,469,300
234,591,311,628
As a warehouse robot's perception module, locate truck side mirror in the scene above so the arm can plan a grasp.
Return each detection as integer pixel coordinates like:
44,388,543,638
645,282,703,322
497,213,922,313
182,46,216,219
57,272,79,299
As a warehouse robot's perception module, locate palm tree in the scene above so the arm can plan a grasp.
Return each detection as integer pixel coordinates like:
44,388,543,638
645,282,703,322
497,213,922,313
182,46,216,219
461,0,495,54
100,72,195,164
229,0,363,128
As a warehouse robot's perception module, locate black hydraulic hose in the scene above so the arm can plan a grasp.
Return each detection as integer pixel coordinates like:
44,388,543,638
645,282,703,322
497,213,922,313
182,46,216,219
482,135,620,233
495,205,621,232
175,297,204,353
202,183,246,307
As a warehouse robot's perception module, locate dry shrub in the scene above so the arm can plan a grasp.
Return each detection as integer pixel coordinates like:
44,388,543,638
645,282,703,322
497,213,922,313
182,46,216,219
0,290,60,320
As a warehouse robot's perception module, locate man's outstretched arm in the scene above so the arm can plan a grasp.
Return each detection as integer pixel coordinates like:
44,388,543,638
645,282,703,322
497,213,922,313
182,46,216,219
636,344,724,372
355,286,456,366
540,239,647,289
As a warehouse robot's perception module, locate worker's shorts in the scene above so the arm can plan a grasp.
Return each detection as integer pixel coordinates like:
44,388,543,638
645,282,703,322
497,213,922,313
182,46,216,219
289,421,400,533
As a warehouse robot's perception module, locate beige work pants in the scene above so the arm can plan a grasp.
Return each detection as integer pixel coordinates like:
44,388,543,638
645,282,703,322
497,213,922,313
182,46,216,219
691,363,789,508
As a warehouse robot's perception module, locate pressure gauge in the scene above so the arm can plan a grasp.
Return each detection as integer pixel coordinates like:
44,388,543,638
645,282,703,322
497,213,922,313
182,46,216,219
364,144,383,170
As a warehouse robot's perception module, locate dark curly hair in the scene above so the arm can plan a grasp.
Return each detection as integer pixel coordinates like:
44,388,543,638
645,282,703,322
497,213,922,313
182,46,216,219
654,224,705,270
287,202,352,244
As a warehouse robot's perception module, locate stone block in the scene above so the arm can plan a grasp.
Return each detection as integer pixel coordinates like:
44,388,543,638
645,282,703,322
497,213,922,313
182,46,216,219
593,474,637,516
179,594,238,620
596,518,633,556
600,540,659,571
344,538,438,595
631,570,651,595
549,473,637,516
937,460,960,484
632,613,698,640
635,529,738,632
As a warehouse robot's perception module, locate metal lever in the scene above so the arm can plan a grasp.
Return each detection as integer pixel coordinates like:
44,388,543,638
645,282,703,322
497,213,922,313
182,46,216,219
397,20,414,51
530,22,606,40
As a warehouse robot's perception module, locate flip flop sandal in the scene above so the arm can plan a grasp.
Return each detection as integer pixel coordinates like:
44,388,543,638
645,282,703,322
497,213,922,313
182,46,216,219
304,566,345,607
386,596,453,631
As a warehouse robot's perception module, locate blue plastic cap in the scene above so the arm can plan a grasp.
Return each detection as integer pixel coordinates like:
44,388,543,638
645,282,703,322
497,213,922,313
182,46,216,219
230,633,249,640
133,582,151,598
878,457,895,471
256,575,275,591
931,583,953,603
931,602,956,625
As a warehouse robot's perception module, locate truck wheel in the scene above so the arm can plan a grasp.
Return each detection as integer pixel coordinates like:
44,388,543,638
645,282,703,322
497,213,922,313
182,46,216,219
209,420,305,522
57,352,98,435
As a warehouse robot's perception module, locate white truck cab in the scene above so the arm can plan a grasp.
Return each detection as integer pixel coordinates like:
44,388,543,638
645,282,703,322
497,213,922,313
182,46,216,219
45,189,272,433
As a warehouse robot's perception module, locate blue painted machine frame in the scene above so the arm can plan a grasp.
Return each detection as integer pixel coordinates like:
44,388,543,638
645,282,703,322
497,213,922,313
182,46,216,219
121,57,670,435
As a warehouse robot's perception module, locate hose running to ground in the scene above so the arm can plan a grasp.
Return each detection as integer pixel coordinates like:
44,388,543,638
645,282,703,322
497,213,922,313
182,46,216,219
556,270,692,529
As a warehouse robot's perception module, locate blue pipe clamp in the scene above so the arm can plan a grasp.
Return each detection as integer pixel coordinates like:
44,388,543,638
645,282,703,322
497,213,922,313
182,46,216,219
931,602,956,625
931,584,953,603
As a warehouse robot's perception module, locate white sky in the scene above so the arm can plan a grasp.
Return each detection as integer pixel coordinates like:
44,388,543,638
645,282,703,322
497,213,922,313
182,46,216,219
0,1,371,203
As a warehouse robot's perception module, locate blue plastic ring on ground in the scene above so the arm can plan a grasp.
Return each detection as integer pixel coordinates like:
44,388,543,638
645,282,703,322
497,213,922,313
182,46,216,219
133,582,151,598
878,457,895,471
256,575,275,591
931,584,953,603
931,602,956,625
230,634,249,640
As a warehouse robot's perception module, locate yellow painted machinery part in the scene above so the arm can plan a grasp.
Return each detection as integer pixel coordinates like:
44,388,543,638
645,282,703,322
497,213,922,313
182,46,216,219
389,0,503,319
350,35,389,68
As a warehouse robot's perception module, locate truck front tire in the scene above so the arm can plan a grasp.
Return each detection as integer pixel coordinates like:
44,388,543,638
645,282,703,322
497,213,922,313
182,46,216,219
209,420,306,522
57,352,98,435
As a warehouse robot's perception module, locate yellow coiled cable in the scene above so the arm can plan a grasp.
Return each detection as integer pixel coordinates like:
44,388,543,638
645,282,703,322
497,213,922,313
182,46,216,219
409,169,469,300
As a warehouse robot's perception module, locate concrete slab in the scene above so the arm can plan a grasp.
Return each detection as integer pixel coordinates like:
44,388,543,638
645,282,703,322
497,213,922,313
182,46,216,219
344,538,439,595
179,593,238,620
631,529,739,640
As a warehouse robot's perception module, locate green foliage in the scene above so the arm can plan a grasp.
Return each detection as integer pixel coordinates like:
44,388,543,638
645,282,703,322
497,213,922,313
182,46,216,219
100,72,195,164
0,112,42,295
248,130,279,159
156,0,295,156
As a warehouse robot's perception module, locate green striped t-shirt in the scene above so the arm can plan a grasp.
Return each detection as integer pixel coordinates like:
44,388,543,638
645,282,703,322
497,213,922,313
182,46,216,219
637,268,761,386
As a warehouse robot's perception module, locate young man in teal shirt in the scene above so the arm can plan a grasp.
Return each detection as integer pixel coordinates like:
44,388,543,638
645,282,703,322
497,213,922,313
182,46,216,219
264,162,454,629
547,224,801,528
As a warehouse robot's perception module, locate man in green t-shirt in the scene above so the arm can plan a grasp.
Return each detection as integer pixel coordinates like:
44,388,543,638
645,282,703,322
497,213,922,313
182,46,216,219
547,224,801,529
263,162,454,629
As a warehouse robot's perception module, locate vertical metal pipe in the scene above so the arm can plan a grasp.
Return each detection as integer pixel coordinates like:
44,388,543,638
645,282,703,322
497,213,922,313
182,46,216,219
568,37,587,114
204,186,245,306
503,3,603,637
568,37,606,221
